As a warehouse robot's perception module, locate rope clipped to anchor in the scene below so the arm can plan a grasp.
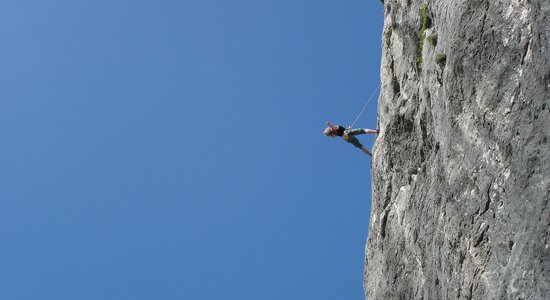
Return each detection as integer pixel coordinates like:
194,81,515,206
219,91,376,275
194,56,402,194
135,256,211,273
348,83,381,130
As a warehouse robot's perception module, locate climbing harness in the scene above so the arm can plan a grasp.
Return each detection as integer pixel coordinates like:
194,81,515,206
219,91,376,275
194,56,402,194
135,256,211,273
348,83,381,130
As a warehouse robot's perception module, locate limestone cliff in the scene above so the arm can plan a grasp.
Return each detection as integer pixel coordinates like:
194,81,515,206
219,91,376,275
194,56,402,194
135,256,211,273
365,0,550,299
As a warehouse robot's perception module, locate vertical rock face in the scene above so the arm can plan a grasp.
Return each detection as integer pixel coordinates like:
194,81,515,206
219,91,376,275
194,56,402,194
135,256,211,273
365,0,549,299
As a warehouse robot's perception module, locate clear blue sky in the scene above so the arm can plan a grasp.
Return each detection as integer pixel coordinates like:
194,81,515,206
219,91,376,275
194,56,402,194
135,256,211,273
0,1,383,299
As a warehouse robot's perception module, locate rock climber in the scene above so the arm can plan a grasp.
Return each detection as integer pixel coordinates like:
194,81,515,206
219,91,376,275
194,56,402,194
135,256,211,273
323,121,378,156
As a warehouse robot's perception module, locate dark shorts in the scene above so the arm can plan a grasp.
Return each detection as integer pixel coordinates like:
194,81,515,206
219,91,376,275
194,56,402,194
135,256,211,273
342,128,365,148
345,136,363,148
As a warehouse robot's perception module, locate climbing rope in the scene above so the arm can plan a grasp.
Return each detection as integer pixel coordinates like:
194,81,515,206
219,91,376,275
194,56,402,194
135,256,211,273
348,83,381,129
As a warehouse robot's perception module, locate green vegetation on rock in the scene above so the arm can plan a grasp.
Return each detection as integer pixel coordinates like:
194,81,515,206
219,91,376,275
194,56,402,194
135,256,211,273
418,4,432,70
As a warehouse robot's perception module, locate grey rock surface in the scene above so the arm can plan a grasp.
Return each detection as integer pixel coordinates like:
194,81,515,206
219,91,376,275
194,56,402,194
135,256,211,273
364,0,550,299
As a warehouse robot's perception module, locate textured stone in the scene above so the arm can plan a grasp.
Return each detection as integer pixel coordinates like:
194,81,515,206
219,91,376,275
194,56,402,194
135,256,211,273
364,0,550,299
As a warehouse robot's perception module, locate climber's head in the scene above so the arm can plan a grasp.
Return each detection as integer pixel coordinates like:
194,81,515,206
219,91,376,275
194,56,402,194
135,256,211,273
324,127,336,137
